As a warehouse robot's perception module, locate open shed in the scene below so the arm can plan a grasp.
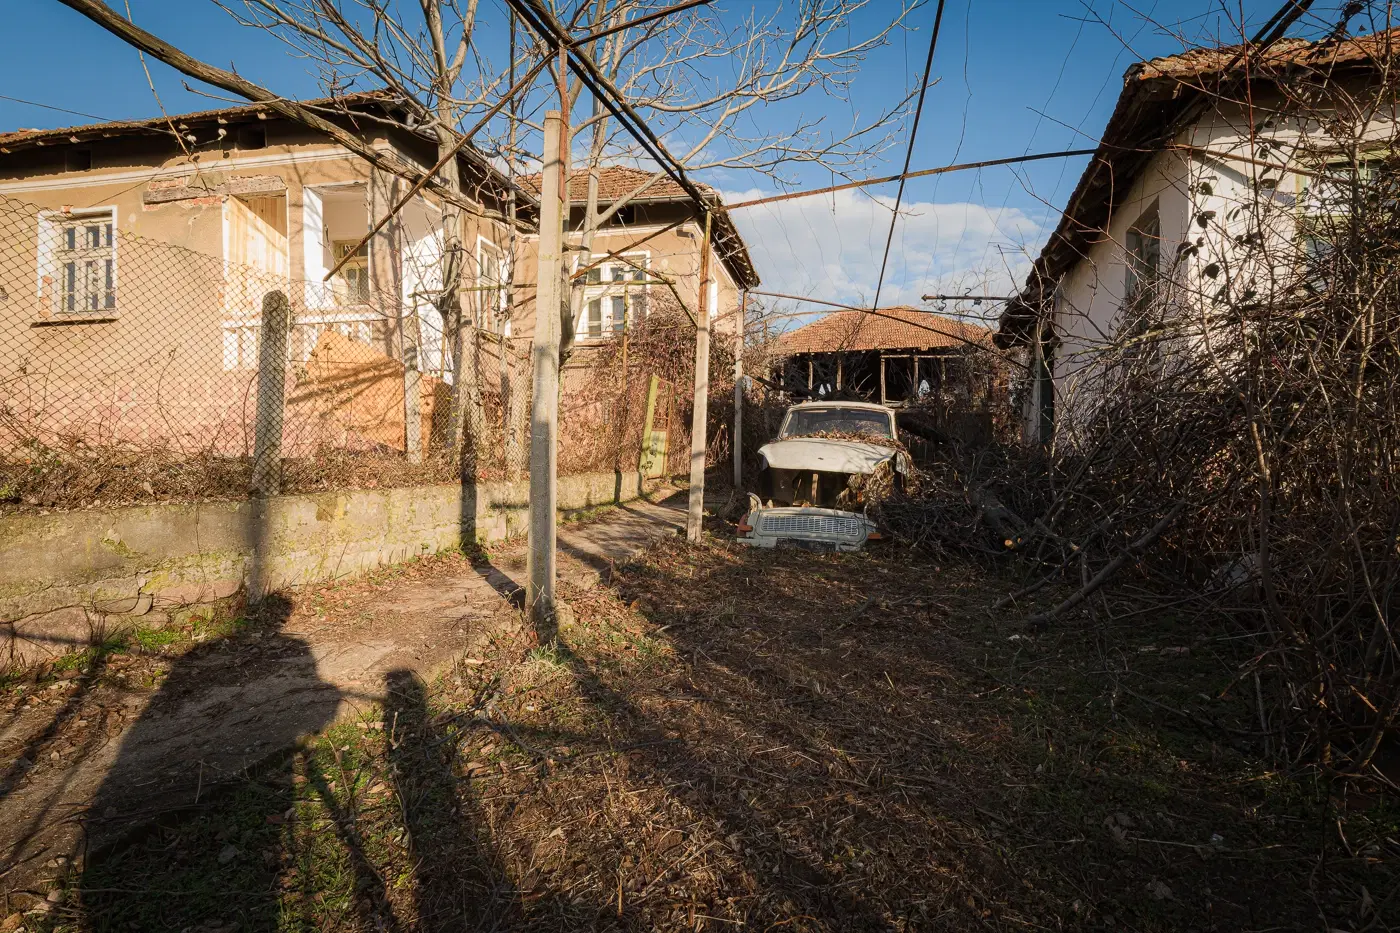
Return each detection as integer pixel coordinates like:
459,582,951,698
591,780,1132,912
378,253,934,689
776,307,996,407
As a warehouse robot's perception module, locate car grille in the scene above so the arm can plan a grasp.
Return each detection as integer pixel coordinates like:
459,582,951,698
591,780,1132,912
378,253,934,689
759,513,865,539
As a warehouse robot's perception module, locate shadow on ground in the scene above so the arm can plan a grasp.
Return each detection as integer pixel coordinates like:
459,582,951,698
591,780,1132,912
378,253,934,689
30,527,1395,931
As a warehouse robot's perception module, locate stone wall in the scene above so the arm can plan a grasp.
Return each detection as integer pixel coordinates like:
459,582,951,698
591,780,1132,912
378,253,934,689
1,471,657,665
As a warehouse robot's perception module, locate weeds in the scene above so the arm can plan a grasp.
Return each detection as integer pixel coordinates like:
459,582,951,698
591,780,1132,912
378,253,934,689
26,538,1395,931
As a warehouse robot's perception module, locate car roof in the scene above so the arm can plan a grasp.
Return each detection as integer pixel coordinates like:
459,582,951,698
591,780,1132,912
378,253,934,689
787,401,894,414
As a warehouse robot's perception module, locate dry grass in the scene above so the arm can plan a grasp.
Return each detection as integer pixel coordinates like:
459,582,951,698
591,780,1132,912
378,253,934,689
23,537,1400,932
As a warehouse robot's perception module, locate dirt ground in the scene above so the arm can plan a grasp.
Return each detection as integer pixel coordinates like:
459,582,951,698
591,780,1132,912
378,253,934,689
0,492,688,907
7,523,1395,932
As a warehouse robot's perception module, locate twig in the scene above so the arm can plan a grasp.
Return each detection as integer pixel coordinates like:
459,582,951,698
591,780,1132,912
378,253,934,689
1027,502,1187,631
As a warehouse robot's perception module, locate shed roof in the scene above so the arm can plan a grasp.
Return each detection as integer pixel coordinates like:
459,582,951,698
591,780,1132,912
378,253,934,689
996,27,1400,348
780,307,994,355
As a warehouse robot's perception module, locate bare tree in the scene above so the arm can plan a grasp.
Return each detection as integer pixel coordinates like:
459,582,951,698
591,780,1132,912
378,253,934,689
215,0,551,470
541,0,920,358
220,0,920,471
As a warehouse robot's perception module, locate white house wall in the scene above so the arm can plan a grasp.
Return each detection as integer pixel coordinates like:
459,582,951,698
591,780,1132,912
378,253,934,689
1035,76,1400,445
1046,146,1192,440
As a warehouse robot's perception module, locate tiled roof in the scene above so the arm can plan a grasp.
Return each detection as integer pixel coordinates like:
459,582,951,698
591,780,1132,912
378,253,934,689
1133,27,1400,82
0,90,527,206
780,307,994,354
522,164,758,289
518,165,716,202
0,91,395,151
997,27,1400,348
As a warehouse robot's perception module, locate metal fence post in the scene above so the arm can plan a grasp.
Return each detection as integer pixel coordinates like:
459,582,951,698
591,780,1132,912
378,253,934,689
251,289,289,497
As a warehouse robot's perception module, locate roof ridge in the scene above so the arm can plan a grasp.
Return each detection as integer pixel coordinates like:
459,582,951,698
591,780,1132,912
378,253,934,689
779,307,993,355
0,90,396,146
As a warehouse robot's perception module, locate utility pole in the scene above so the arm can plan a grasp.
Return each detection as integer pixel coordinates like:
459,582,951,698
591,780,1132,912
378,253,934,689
686,210,712,543
527,109,564,628
733,290,746,490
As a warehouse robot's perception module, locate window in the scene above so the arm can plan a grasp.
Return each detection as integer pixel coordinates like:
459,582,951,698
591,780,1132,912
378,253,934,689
477,239,509,330
780,406,895,439
238,125,267,150
1303,158,1397,215
332,240,370,304
41,211,116,315
1124,203,1160,309
1300,156,1397,291
578,252,648,339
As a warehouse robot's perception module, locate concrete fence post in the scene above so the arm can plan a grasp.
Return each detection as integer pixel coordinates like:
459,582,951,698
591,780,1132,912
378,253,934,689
733,290,746,489
686,211,713,543
402,312,423,463
251,289,289,497
526,109,564,630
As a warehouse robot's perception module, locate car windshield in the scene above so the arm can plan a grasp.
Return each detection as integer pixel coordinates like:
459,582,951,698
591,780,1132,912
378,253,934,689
781,407,893,439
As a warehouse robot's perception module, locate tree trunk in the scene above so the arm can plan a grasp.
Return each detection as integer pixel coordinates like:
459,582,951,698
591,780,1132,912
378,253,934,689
439,140,487,472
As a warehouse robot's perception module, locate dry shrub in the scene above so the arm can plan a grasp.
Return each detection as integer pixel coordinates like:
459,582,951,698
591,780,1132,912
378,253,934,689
886,39,1400,778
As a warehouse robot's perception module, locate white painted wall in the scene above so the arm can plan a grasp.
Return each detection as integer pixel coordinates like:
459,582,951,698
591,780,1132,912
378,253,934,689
1032,79,1395,444
1044,146,1192,441
301,186,329,310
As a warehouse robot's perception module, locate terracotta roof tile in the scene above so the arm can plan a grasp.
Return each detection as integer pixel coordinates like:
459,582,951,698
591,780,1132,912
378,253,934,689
518,165,715,202
998,27,1400,348
0,91,527,206
0,91,395,150
1133,27,1400,83
521,164,758,289
780,307,993,354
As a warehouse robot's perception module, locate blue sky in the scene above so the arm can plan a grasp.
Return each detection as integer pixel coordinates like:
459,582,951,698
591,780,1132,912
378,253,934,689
2,0,1325,319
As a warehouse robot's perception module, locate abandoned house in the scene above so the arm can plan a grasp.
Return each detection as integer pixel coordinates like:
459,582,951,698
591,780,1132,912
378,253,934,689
0,91,526,457
996,28,1400,445
777,306,996,408
519,165,759,356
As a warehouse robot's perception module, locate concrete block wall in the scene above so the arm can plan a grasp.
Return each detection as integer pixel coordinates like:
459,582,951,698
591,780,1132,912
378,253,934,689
1,471,656,665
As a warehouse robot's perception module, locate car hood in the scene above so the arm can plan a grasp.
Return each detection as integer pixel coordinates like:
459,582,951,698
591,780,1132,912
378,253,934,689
758,437,901,474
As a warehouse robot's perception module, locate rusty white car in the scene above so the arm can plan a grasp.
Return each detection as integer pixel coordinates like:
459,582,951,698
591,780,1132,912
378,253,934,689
738,401,908,552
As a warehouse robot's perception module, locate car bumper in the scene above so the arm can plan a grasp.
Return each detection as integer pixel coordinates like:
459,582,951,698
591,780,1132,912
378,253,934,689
738,506,878,552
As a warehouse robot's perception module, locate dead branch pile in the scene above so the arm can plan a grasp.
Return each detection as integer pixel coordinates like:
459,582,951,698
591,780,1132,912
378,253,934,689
873,33,1400,777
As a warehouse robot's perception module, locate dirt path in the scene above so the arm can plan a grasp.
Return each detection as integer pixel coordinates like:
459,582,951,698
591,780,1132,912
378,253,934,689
0,490,686,899
26,532,1394,932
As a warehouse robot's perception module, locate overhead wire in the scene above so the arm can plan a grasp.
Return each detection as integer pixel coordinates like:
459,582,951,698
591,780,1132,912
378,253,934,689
0,94,115,124
870,0,948,312
915,0,974,305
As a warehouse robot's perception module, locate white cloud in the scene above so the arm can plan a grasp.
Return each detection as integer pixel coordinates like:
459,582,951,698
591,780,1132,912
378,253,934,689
721,186,1048,322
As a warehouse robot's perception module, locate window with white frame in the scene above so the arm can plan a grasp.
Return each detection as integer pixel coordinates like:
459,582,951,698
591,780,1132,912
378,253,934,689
1123,202,1160,310
477,239,509,331
579,252,649,340
1300,156,1398,291
332,240,370,305
40,209,117,315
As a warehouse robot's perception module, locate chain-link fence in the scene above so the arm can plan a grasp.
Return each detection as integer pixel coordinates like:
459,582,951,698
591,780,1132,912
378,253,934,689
0,191,687,510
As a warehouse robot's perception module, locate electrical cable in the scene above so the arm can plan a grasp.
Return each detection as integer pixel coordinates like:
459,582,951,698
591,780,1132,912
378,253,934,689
871,0,948,311
0,94,114,124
